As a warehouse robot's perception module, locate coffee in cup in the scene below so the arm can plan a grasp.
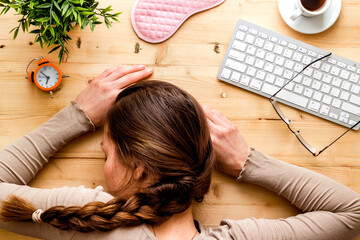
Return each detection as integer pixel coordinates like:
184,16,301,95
290,0,332,21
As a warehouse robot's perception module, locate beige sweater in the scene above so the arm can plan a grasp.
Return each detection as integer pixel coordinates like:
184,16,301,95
1,101,360,240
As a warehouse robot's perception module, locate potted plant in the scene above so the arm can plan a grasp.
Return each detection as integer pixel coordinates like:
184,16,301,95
0,0,121,63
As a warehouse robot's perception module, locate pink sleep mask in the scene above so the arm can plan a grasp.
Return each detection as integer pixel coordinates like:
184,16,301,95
131,0,226,43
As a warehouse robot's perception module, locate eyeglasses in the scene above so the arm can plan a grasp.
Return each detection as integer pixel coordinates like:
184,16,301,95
270,52,360,156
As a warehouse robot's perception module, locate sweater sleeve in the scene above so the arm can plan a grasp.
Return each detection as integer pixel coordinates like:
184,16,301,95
0,101,95,185
207,148,360,240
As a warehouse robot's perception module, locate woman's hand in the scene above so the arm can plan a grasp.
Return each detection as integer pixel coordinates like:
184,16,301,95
75,65,153,127
202,105,251,178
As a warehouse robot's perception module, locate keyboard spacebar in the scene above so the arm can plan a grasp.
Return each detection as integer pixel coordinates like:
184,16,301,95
262,83,308,108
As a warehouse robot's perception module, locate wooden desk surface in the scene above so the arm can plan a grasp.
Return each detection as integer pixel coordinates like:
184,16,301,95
1,0,360,239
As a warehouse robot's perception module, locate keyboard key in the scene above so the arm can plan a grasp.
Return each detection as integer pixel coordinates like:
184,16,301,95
298,47,307,54
313,70,323,80
261,83,309,108
302,77,312,86
321,84,331,94
294,84,304,94
245,56,255,65
329,112,339,120
341,112,350,118
340,91,350,101
269,36,278,42
330,87,340,97
249,28,258,35
323,95,332,105
265,74,275,83
339,116,348,123
313,91,323,101
293,52,303,62
351,85,360,94
340,70,350,79
304,88,313,98
256,70,266,80
303,67,313,76
232,40,246,51
308,51,317,57
256,49,266,58
350,94,360,106
230,72,241,82
255,38,265,48
283,49,293,58
283,70,293,80
331,66,340,76
250,79,262,90
347,65,356,72
323,74,332,83
221,68,231,79
274,66,284,76
328,58,337,64
246,46,256,55
302,56,312,65
312,80,321,90
236,31,246,40
332,99,341,108
284,60,295,69
240,75,250,86
332,78,341,87
349,120,359,126
259,32,268,39
265,53,275,62
293,75,302,83
274,45,284,55
288,43,297,49
321,63,331,72
255,59,265,69
337,61,346,68
275,78,285,87
275,56,285,66
341,81,351,90
229,50,245,61
239,25,248,31
264,42,274,51
279,39,288,46
320,105,330,115
225,59,247,73
350,74,359,83
294,63,304,72
285,81,295,91
264,62,274,72
308,100,320,112
247,67,256,76
342,102,360,116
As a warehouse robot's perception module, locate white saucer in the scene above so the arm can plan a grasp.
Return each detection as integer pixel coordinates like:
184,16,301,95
278,0,342,34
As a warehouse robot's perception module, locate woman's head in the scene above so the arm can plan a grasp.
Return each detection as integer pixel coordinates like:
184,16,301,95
1,80,215,232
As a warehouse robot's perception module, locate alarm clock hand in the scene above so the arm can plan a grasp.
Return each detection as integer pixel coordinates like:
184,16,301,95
40,71,49,78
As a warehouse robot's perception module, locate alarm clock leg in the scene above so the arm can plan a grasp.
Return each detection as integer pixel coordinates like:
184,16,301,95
50,91,53,98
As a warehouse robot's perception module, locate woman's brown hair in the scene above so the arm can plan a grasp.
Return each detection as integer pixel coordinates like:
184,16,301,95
0,80,215,232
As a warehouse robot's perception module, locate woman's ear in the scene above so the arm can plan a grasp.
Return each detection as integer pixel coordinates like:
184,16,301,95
133,164,146,181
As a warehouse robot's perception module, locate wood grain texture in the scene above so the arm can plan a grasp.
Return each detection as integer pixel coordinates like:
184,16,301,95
1,0,360,239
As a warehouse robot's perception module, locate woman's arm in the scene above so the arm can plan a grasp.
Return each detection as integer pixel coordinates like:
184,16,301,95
0,65,153,185
203,106,360,240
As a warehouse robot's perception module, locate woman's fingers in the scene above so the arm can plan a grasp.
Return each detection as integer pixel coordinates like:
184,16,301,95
93,67,118,82
113,67,153,90
202,105,232,128
104,65,146,83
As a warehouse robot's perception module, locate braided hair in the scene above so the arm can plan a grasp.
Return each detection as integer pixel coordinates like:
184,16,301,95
0,81,215,232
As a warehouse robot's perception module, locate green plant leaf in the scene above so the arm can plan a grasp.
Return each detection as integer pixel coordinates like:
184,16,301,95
48,45,61,54
36,17,50,22
54,1,61,11
51,11,61,25
38,3,52,8
13,27,19,39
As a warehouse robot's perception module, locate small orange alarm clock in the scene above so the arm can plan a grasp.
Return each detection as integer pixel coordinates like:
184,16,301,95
26,56,69,98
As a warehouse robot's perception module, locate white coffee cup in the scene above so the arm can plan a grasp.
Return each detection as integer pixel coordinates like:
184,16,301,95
290,0,332,21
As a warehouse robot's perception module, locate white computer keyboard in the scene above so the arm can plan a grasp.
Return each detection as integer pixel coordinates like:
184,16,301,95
218,19,360,130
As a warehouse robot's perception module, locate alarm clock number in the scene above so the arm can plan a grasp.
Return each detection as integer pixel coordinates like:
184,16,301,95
36,66,59,89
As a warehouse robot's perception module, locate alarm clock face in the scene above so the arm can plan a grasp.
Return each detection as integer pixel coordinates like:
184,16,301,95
35,66,59,89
